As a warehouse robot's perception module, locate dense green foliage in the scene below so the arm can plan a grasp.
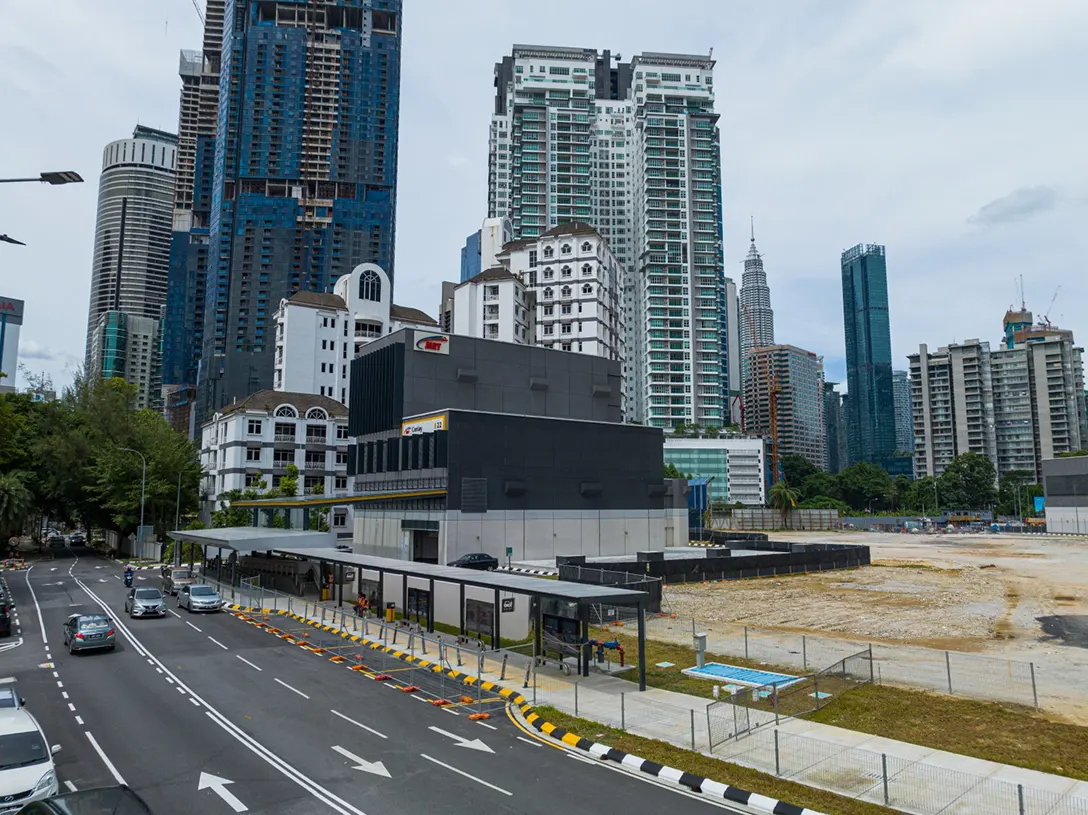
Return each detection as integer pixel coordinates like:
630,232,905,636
0,374,202,540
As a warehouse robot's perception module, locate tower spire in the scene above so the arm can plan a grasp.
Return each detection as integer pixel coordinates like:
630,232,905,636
750,215,754,243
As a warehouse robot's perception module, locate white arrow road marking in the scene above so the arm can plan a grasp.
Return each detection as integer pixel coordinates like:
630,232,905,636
198,772,248,813
427,726,494,753
419,754,511,796
331,746,391,778
330,710,386,739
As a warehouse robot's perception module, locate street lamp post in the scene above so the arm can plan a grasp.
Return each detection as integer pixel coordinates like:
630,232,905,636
0,171,84,185
118,447,147,546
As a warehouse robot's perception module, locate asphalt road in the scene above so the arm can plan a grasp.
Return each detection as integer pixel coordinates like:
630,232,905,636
2,547,755,815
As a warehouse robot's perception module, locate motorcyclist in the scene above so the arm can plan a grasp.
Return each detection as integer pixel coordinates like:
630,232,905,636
124,566,134,586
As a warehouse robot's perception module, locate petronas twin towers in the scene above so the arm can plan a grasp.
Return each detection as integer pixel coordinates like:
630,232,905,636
739,219,775,369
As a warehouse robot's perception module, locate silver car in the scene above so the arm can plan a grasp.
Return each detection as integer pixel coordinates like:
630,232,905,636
178,584,222,613
125,587,166,619
62,614,116,654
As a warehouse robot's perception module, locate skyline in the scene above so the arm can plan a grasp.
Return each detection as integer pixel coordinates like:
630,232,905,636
2,0,1087,396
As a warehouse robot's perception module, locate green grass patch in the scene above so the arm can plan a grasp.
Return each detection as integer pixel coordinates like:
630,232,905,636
534,706,898,815
808,684,1088,781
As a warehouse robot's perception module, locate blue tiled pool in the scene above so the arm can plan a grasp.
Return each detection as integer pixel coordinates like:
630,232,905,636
681,662,802,688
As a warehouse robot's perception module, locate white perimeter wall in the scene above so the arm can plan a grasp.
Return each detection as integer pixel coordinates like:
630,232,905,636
1045,507,1088,534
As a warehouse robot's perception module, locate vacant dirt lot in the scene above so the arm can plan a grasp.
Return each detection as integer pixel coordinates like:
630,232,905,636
661,531,1088,721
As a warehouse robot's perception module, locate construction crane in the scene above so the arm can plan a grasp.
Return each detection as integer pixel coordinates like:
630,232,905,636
189,0,205,25
1043,285,1062,327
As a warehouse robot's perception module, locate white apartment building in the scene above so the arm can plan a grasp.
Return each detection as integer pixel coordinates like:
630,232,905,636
199,390,350,528
273,262,440,404
910,326,1087,482
663,436,766,506
498,222,624,360
448,267,532,344
489,45,725,430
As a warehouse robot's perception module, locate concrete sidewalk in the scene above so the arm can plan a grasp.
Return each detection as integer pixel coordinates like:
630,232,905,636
273,599,1088,815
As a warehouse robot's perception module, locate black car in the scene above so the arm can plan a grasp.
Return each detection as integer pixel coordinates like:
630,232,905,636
0,596,11,638
447,553,499,571
68,532,86,546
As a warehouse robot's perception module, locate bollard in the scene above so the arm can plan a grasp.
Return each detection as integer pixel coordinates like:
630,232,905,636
500,654,508,681
774,730,780,776
575,682,579,716
321,605,327,625
288,596,293,616
621,692,626,730
477,653,483,709
690,708,696,750
523,660,531,689
407,631,415,653
881,753,889,805
392,626,398,646
456,642,463,667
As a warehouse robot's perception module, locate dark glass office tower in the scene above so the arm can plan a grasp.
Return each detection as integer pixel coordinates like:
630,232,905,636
841,243,900,472
196,0,402,420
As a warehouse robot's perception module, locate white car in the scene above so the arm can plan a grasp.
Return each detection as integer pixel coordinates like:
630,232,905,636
0,708,60,813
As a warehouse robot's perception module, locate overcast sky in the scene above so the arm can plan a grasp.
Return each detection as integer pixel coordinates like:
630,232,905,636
2,0,1086,393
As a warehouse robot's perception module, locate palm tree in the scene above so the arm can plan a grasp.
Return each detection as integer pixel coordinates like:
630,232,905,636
768,480,800,529
0,472,33,539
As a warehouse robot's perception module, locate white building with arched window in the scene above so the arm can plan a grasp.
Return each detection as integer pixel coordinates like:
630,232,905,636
198,390,352,529
273,263,440,405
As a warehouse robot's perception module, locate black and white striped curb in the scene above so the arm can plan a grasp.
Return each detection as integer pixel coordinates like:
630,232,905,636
496,565,558,576
516,704,825,815
120,564,161,571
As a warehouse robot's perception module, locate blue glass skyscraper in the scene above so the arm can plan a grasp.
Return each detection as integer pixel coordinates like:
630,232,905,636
195,0,402,419
841,243,901,472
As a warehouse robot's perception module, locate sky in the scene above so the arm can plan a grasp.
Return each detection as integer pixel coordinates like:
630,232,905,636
1,0,1086,393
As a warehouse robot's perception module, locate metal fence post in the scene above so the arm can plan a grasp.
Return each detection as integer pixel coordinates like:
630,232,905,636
868,644,875,684
881,753,889,805
945,650,953,694
621,692,626,730
690,709,696,751
1030,663,1038,708
774,730,780,776
744,626,749,660
802,635,807,671
476,652,483,709
421,632,428,655
773,687,779,725
1017,784,1025,815
574,682,579,716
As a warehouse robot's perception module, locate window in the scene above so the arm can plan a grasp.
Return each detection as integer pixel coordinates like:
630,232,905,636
561,286,571,298
560,243,571,254
335,476,348,491
561,304,572,315
582,264,593,276
543,287,553,300
274,405,297,418
561,324,572,334
561,266,572,278
336,424,349,440
359,268,382,302
246,447,261,462
582,283,593,294
543,267,554,280
247,419,262,435
528,250,538,267
305,407,328,421
543,305,553,316
543,325,554,335
335,450,349,466
244,473,262,487
581,241,592,252
543,246,554,258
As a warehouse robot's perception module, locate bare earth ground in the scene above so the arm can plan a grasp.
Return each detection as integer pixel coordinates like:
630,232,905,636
660,531,1088,722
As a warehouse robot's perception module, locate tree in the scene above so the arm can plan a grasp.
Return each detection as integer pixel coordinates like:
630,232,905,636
781,455,819,493
1057,449,1088,457
938,452,996,510
663,463,692,479
798,495,850,514
891,475,912,511
837,462,893,512
307,482,330,533
768,480,799,527
801,471,839,502
704,425,721,438
997,470,1042,517
908,476,939,513
0,472,33,538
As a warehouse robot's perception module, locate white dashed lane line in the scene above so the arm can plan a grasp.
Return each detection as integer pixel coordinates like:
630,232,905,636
274,678,310,699
186,621,202,632
236,655,262,671
208,637,228,650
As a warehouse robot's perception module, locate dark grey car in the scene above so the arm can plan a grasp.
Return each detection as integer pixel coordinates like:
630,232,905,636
62,614,115,654
124,588,166,619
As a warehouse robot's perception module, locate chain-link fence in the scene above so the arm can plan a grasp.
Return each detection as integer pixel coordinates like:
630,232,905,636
646,615,1041,708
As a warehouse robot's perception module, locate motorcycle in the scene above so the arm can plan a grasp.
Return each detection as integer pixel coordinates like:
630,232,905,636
124,571,134,587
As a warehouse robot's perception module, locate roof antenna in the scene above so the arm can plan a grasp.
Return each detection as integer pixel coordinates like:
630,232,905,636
750,215,755,243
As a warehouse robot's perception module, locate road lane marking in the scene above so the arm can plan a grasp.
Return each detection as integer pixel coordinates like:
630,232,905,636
419,754,511,796
442,707,461,715
330,709,386,739
62,692,69,700
237,655,262,671
186,621,202,632
75,716,83,725
85,732,126,785
166,677,175,684
274,678,310,699
170,610,181,618
476,722,498,730
67,703,76,711
64,780,77,792
56,681,63,688
198,772,249,813
190,698,201,707
208,637,228,650
517,736,542,747
73,577,371,815
24,566,49,644
177,686,187,694
52,671,59,678
155,667,163,674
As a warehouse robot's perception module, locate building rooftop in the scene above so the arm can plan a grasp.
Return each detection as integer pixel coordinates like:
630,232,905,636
540,221,600,239
460,266,519,287
286,290,347,310
217,389,348,419
390,304,438,327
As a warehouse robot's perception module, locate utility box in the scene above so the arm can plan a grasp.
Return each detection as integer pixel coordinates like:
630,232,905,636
385,602,396,623
694,632,707,669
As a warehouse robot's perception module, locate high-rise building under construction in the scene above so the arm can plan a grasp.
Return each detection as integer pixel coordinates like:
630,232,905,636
191,0,402,421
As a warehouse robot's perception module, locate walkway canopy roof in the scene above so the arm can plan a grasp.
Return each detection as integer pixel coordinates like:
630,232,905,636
273,547,650,607
168,528,333,557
